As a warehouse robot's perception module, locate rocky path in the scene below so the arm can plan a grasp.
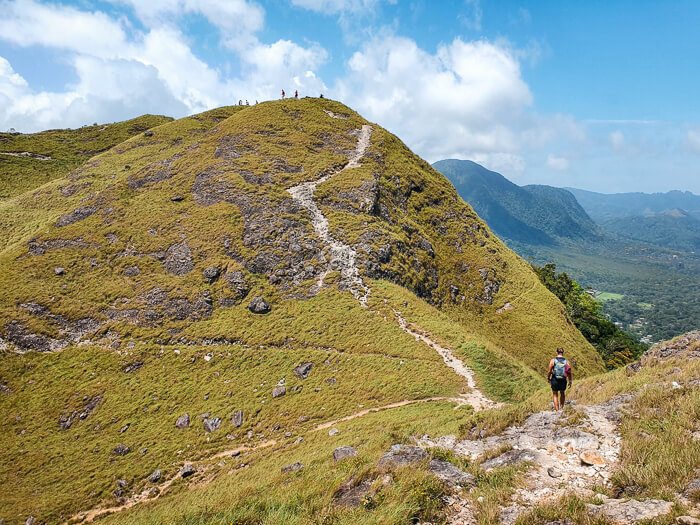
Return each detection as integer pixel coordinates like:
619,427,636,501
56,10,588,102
287,124,373,306
393,310,504,412
417,394,636,524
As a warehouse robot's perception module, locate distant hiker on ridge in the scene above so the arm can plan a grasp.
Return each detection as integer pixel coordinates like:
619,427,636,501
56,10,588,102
295,90,298,99
547,348,572,411
281,90,285,99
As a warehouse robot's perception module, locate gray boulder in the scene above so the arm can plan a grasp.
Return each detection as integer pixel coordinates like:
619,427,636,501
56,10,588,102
203,417,222,433
377,444,428,469
428,459,476,486
480,449,536,471
281,462,304,473
113,444,130,456
203,266,220,283
175,414,190,429
248,296,270,314
294,362,313,379
333,446,358,462
163,242,194,276
181,464,195,478
272,386,286,398
231,410,244,427
149,469,162,483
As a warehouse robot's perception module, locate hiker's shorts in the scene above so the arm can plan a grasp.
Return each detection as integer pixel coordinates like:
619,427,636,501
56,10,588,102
550,377,568,392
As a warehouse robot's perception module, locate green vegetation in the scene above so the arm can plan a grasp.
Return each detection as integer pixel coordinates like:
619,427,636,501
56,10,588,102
0,114,172,200
532,263,647,369
596,292,623,302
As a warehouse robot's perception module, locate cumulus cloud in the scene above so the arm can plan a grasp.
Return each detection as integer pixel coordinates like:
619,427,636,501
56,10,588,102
0,0,329,131
334,34,545,172
546,154,569,170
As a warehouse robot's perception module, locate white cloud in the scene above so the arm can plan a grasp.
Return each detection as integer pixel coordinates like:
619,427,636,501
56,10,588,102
609,130,624,151
546,154,569,170
0,0,128,57
334,35,538,171
0,0,330,131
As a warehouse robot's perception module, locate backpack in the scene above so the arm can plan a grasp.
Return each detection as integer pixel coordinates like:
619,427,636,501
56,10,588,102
553,357,567,379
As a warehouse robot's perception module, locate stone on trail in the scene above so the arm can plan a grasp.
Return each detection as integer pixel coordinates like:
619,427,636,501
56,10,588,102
480,448,536,471
272,386,286,398
333,446,358,462
175,414,190,429
579,449,605,466
148,469,162,483
428,459,476,486
181,464,195,478
281,462,304,473
377,444,428,470
203,417,222,433
294,362,313,379
231,410,243,427
586,499,674,522
676,517,700,525
547,466,563,478
248,296,270,314
328,428,339,436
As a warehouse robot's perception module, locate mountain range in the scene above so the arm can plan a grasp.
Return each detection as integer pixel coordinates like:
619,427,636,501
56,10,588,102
433,159,700,342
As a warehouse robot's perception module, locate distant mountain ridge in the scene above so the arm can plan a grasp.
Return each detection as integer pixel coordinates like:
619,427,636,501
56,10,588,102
566,187,700,221
433,159,600,246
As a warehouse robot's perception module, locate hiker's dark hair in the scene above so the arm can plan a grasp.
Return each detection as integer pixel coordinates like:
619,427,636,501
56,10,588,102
556,347,564,355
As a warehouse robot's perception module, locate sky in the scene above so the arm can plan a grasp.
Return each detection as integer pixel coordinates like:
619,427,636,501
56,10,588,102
1,0,699,194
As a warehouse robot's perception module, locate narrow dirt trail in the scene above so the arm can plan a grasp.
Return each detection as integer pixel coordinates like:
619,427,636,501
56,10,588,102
288,124,373,306
64,441,277,524
393,309,504,412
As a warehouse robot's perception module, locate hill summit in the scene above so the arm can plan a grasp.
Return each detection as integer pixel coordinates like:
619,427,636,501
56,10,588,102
0,99,600,373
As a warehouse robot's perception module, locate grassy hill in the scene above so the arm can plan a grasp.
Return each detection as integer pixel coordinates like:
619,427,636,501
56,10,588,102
0,100,605,523
0,114,173,201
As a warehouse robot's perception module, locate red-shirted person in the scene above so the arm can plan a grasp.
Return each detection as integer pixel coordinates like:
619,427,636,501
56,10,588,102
547,348,572,411
281,90,285,99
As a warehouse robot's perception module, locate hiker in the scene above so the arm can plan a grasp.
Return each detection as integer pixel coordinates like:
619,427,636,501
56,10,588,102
295,90,298,99
281,90,285,99
320,93,324,98
238,100,242,106
547,348,572,411
245,100,249,105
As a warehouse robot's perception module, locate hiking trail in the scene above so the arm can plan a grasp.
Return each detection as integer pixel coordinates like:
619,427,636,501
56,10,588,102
288,123,373,307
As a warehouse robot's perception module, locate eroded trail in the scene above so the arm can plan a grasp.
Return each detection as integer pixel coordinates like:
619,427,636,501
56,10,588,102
287,124,373,306
418,395,634,525
394,310,504,412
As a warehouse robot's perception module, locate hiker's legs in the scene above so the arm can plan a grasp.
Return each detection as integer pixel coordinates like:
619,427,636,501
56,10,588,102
559,391,566,410
552,390,560,410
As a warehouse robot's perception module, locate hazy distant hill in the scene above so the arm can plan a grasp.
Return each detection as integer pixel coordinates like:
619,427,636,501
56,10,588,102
566,187,700,221
600,208,700,252
433,159,600,245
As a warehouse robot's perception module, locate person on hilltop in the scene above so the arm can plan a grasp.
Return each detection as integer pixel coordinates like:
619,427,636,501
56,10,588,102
281,90,285,99
295,90,298,99
547,348,572,411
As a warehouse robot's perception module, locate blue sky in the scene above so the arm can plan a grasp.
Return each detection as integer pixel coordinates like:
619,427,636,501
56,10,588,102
0,0,699,193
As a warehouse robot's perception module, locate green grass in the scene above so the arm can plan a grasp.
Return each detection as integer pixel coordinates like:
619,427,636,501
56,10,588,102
0,114,173,201
597,292,624,302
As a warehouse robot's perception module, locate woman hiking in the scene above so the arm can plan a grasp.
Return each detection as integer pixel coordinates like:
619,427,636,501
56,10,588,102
547,348,572,411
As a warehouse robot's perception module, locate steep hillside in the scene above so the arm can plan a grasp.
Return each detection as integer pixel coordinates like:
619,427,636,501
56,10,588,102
0,114,173,201
600,208,700,252
0,100,604,523
433,159,600,245
566,187,700,221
